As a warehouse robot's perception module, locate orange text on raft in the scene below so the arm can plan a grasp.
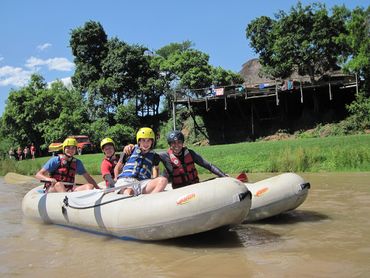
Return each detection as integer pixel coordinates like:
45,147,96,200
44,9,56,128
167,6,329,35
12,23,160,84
255,187,269,197
176,193,196,205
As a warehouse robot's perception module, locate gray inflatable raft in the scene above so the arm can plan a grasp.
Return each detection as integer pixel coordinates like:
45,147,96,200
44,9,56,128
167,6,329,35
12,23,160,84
22,177,251,241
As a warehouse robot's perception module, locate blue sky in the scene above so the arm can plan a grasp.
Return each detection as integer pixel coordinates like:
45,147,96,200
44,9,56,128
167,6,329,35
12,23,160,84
1,0,368,116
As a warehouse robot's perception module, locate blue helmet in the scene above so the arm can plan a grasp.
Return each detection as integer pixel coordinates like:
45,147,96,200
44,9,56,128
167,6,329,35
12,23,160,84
167,130,184,144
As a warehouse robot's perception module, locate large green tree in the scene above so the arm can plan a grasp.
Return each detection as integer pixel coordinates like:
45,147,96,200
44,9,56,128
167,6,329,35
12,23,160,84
1,75,89,150
338,6,370,92
246,2,348,83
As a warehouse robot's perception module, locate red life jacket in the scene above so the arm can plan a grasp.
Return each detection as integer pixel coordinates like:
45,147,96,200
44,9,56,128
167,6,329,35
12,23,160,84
168,147,199,189
50,154,77,183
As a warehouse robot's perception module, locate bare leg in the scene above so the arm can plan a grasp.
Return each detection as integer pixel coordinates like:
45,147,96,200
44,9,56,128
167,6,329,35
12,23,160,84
143,177,168,194
74,184,94,191
47,182,67,192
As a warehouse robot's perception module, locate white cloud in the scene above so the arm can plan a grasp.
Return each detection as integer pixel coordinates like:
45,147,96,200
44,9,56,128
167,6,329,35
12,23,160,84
48,77,73,89
0,56,75,88
0,65,33,87
25,56,75,71
60,77,73,88
37,43,52,51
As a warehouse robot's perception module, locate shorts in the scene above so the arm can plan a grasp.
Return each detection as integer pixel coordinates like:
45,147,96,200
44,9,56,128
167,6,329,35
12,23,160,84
115,177,151,196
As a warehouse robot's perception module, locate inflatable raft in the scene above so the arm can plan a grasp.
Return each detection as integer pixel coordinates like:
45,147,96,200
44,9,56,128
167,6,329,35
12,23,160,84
22,177,251,241
245,173,310,222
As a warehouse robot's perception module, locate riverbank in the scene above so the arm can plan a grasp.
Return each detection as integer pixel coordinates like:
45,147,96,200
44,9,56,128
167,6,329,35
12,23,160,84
1,134,369,176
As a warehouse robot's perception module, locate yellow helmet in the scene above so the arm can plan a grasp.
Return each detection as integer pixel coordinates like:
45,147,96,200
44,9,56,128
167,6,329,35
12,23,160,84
62,138,77,150
136,127,155,143
100,137,115,151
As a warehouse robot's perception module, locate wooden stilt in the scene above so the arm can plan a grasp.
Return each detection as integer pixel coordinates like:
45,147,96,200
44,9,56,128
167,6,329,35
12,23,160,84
300,80,304,103
275,81,279,106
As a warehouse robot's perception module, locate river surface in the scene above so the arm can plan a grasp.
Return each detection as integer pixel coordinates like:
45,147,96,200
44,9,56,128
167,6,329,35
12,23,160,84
0,172,369,278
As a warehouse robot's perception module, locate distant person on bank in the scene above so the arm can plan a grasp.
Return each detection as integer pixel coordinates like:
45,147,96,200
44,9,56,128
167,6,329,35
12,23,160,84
30,143,36,160
35,138,99,193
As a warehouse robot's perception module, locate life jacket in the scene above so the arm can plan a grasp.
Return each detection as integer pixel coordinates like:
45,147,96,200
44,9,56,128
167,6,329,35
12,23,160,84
103,154,119,187
50,154,77,183
118,146,154,180
168,147,199,189
44,155,77,192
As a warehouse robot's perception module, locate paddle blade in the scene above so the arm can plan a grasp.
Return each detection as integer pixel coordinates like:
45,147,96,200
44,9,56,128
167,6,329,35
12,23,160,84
4,172,39,185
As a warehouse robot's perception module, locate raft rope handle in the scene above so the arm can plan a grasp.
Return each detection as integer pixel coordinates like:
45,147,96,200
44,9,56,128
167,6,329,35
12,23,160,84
62,194,134,210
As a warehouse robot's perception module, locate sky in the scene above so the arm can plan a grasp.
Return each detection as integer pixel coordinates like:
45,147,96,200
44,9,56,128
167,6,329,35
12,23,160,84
1,0,368,116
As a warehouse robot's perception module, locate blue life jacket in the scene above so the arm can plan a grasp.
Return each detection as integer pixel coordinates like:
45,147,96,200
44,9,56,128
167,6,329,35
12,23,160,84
118,146,154,180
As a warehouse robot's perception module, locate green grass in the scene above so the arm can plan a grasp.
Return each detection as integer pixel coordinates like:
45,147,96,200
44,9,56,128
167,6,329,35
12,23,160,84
1,134,369,176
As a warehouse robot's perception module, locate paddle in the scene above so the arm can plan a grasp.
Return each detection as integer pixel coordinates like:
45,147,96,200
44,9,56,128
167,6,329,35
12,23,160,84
4,172,80,186
66,181,140,208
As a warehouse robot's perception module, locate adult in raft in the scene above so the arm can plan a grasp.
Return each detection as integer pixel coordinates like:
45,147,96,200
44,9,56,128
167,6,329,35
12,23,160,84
160,130,228,188
35,138,99,193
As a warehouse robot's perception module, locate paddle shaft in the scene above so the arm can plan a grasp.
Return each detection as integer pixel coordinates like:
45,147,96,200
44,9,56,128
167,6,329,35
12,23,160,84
40,180,81,186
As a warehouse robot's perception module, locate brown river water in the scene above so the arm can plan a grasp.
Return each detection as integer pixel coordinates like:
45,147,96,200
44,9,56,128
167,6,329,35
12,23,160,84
0,172,369,278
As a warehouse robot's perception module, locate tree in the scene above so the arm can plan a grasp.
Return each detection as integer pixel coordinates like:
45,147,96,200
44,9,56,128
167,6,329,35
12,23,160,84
246,2,348,83
1,75,89,150
70,21,108,93
338,6,370,93
211,67,244,87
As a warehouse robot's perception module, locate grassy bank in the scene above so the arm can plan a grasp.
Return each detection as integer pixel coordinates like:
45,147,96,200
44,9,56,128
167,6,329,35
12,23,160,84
1,134,369,176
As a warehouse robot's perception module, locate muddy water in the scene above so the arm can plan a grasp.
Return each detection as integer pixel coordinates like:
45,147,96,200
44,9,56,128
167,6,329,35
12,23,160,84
0,172,369,277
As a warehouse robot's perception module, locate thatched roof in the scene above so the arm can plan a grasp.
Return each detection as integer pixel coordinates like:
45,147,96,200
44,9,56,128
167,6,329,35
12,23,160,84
239,58,273,85
239,58,350,87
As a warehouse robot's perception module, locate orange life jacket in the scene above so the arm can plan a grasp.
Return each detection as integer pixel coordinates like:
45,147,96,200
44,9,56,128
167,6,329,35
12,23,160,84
168,147,199,189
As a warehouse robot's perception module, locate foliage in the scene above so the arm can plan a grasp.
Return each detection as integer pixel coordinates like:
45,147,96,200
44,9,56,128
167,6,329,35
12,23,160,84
81,118,110,147
295,92,370,139
70,21,155,119
345,93,370,130
338,6,370,92
114,102,140,129
105,124,136,149
156,107,208,148
2,134,369,176
1,75,90,150
246,2,348,82
211,67,244,87
70,20,108,93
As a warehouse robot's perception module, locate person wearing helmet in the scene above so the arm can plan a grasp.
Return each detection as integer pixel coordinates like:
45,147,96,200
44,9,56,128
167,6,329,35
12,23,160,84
160,130,227,189
114,127,167,196
35,137,99,193
100,138,121,188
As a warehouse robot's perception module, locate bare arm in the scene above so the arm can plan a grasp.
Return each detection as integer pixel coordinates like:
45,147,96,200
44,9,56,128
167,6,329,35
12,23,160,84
123,144,135,156
35,168,56,184
114,159,124,181
152,165,159,178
